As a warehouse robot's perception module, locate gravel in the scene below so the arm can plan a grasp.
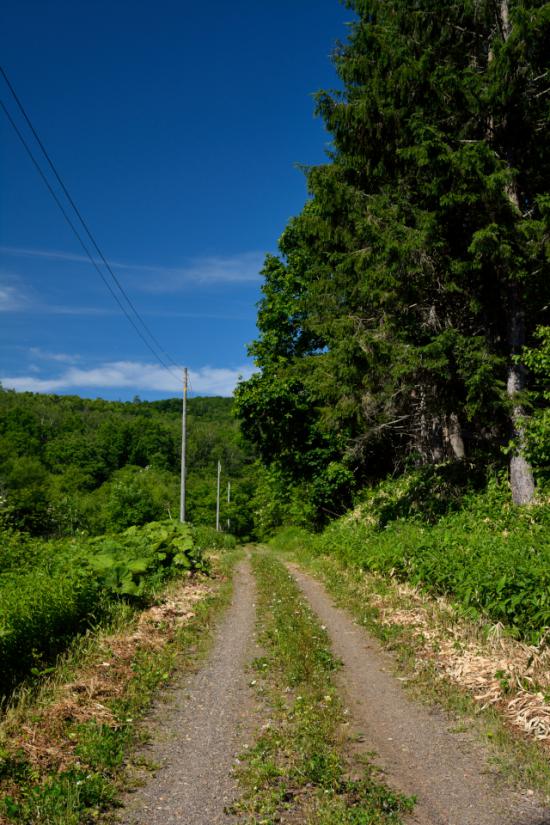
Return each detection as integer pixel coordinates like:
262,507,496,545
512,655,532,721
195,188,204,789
119,558,257,825
289,563,550,825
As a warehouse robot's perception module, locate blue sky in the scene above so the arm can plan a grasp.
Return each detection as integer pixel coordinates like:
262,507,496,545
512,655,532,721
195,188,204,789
1,0,350,399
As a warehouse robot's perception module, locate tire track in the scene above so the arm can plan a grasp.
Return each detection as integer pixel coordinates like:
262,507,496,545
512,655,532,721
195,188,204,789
120,558,257,825
288,563,550,825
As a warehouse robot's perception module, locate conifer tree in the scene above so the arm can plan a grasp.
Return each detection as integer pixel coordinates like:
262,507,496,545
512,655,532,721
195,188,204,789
236,0,550,508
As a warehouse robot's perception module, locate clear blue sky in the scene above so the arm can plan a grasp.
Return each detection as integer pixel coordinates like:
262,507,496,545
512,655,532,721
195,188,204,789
0,0,351,399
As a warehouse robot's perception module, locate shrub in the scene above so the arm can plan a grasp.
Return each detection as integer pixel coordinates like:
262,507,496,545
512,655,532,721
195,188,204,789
0,520,206,694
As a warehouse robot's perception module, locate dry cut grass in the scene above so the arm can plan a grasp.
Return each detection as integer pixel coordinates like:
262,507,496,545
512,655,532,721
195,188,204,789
349,568,550,745
0,577,212,776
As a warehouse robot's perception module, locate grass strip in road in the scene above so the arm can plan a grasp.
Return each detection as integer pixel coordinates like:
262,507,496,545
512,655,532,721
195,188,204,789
0,547,241,825
276,544,550,803
233,550,413,824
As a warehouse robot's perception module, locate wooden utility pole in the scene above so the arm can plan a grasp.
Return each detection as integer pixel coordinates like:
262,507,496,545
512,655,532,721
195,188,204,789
216,460,222,531
180,367,188,523
227,481,231,531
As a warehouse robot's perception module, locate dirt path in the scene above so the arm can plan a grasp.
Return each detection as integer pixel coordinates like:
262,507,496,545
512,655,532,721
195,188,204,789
289,563,550,825
120,558,257,825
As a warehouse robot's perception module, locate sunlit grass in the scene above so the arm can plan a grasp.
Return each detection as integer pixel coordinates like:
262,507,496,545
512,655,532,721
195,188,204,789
232,550,413,824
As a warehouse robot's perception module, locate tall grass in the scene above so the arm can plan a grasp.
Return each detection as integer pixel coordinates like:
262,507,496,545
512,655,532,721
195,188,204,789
0,520,207,693
272,477,550,643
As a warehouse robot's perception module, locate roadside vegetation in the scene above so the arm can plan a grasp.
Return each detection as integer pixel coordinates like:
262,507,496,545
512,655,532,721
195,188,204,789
0,545,240,825
271,473,550,644
0,520,209,695
269,474,550,798
233,551,413,824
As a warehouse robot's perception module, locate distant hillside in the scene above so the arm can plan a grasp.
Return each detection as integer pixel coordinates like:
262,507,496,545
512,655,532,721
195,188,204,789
0,388,256,537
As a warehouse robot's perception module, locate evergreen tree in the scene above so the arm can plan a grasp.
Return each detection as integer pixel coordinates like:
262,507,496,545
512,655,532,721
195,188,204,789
236,0,550,510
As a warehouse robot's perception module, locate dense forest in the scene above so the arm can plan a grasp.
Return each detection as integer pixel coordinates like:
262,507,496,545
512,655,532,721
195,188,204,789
235,0,550,530
0,388,256,538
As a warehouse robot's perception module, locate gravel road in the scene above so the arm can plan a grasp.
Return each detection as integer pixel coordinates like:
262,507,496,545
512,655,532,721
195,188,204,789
120,558,257,825
289,563,550,825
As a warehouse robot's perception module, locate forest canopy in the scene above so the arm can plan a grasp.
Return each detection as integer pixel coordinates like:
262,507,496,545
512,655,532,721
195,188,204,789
0,388,256,537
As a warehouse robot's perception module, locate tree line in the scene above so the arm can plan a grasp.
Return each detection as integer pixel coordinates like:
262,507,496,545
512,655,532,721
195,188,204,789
235,0,550,528
0,389,256,537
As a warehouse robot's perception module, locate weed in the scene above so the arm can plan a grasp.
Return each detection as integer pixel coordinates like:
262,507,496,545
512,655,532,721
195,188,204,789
0,547,242,824
232,551,413,823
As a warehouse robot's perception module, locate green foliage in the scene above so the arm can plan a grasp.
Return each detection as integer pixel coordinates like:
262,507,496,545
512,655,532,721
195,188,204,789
272,476,550,644
96,465,177,531
236,0,550,518
0,389,255,538
0,520,206,693
191,524,237,553
2,768,115,825
356,462,485,527
522,326,550,479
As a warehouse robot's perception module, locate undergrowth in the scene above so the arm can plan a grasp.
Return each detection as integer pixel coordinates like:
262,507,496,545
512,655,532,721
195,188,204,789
271,475,550,643
0,520,207,694
0,547,240,825
233,551,413,824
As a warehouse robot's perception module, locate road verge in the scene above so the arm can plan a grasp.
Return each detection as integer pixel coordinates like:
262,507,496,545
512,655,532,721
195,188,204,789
0,548,241,825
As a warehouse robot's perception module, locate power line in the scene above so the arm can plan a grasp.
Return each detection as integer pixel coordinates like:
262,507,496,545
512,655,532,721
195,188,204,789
1,66,182,379
1,99,181,379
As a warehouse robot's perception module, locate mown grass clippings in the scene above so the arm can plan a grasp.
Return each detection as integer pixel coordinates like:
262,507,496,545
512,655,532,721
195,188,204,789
0,547,241,825
280,547,550,803
232,550,413,824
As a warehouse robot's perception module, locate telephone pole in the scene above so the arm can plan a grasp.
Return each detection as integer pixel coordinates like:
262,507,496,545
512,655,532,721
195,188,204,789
216,460,221,531
180,367,188,523
227,481,231,532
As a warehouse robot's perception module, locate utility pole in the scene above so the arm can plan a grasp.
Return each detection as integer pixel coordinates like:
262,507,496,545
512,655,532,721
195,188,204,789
227,481,231,532
180,367,188,523
216,460,221,531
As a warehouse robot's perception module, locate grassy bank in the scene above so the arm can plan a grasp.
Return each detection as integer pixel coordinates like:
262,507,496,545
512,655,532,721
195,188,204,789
0,520,213,695
271,476,550,644
0,545,240,825
233,550,412,824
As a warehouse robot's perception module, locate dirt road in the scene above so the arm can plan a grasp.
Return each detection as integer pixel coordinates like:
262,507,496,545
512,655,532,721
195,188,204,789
289,564,550,825
120,559,257,825
119,553,549,825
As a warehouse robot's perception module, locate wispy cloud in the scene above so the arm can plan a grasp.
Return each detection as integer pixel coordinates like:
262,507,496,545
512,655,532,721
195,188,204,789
0,245,264,288
1,361,256,397
137,252,264,291
0,284,26,312
0,246,95,265
28,348,82,364
0,270,117,316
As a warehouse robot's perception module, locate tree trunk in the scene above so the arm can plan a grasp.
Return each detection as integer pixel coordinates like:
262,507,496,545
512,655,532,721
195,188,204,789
415,386,445,464
507,294,536,504
494,0,536,504
446,413,465,460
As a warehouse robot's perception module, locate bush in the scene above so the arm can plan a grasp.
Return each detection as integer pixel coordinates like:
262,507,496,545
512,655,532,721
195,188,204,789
192,524,237,553
273,477,550,643
0,520,207,693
